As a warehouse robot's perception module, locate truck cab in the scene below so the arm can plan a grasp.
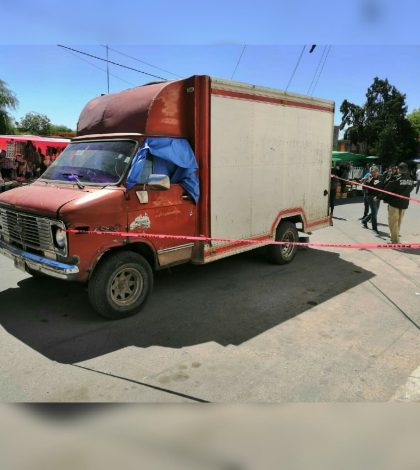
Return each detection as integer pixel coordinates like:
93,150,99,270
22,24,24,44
0,132,200,319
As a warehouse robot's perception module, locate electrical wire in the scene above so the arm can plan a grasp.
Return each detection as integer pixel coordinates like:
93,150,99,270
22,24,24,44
310,45,332,96
62,48,137,87
230,45,246,80
57,45,167,81
307,45,327,95
285,45,306,92
108,46,182,78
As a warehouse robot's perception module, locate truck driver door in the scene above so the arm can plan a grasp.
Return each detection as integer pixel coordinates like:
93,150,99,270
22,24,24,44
127,180,197,266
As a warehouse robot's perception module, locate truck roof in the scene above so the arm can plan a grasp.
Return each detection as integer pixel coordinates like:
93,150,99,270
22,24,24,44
76,75,334,138
72,133,144,141
77,78,192,138
211,77,334,110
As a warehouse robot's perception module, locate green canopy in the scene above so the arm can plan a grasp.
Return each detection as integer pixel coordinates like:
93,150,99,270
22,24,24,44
332,151,379,163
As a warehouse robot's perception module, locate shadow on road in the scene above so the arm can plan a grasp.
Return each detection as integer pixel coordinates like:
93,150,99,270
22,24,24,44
0,248,374,363
395,248,420,256
336,196,363,206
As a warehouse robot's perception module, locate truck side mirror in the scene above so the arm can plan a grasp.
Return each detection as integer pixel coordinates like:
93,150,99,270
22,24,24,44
147,174,170,190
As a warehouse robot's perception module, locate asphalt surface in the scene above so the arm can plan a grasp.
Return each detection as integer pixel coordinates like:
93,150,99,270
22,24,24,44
0,195,419,402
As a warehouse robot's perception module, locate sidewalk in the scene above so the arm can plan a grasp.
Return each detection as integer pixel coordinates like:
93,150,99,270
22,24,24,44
332,196,420,402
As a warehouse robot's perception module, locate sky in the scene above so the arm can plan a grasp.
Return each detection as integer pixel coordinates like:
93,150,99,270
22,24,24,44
1,0,420,131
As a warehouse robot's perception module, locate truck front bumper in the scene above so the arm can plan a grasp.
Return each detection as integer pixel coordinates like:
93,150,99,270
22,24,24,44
0,239,79,280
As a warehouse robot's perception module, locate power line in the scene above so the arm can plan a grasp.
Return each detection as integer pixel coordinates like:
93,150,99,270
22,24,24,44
108,46,182,78
230,45,246,80
310,45,331,96
57,44,168,81
285,45,306,92
61,48,137,87
307,45,327,95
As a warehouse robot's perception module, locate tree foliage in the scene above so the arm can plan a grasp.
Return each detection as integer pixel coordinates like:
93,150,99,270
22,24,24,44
407,108,420,136
50,124,73,133
340,77,417,163
0,79,18,134
18,112,52,136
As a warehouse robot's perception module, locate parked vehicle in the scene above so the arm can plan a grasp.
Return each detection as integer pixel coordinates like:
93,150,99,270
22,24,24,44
0,76,334,319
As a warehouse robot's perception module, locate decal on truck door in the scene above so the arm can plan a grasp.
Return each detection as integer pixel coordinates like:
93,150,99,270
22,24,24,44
129,214,151,230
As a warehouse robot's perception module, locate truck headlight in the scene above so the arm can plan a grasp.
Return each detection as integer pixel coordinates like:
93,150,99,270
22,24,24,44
54,227,67,248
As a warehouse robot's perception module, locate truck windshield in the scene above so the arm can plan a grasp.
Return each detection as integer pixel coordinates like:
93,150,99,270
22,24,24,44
40,140,136,185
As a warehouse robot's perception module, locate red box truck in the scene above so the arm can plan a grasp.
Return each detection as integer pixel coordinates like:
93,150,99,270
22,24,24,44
0,76,334,319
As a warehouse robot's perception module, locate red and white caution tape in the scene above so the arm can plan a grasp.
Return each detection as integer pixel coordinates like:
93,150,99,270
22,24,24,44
66,229,420,250
65,176,420,250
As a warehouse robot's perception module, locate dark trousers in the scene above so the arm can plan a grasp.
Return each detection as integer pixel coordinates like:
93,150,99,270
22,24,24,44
363,191,369,217
329,189,336,215
416,180,420,194
363,196,380,231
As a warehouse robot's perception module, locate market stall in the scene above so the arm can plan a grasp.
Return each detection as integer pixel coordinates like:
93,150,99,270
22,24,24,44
331,151,381,198
0,135,70,189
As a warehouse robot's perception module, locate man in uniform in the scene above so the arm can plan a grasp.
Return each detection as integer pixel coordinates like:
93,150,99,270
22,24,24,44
376,162,414,244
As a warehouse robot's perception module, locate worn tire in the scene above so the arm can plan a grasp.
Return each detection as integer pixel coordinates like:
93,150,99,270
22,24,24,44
267,221,299,265
88,251,153,320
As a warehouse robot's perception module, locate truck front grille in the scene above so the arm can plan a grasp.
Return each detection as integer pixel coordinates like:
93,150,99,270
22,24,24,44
0,207,55,254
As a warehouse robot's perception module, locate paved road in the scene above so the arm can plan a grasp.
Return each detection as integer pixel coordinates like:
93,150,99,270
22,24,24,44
0,196,419,401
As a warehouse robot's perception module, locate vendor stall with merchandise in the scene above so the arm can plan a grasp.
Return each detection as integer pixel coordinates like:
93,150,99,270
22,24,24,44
0,135,70,188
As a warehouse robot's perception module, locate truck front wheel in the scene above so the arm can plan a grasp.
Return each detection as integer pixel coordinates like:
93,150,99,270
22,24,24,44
88,251,153,320
267,221,299,265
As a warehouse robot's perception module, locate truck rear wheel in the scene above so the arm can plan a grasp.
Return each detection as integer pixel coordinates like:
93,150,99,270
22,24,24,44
267,221,299,265
88,251,153,320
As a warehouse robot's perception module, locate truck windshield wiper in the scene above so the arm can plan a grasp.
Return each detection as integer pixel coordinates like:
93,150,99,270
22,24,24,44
62,173,85,189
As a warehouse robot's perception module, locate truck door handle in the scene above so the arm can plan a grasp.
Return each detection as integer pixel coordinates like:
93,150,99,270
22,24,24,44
182,195,192,200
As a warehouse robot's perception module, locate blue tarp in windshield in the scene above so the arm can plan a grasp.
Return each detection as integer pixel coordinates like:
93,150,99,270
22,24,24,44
126,137,199,203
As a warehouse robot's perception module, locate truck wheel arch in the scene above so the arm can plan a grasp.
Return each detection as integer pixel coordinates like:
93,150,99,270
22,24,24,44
88,241,157,280
271,209,306,236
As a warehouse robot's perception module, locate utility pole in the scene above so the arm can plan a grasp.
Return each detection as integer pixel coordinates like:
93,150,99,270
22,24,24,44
105,45,110,94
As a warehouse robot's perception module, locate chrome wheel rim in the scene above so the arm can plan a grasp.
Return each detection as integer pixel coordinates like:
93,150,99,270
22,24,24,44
110,267,143,307
281,230,296,258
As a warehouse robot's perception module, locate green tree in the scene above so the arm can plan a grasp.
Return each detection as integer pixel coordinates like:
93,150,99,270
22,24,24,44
0,79,18,134
50,124,74,133
340,77,417,164
18,112,52,136
340,100,366,149
407,108,420,136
